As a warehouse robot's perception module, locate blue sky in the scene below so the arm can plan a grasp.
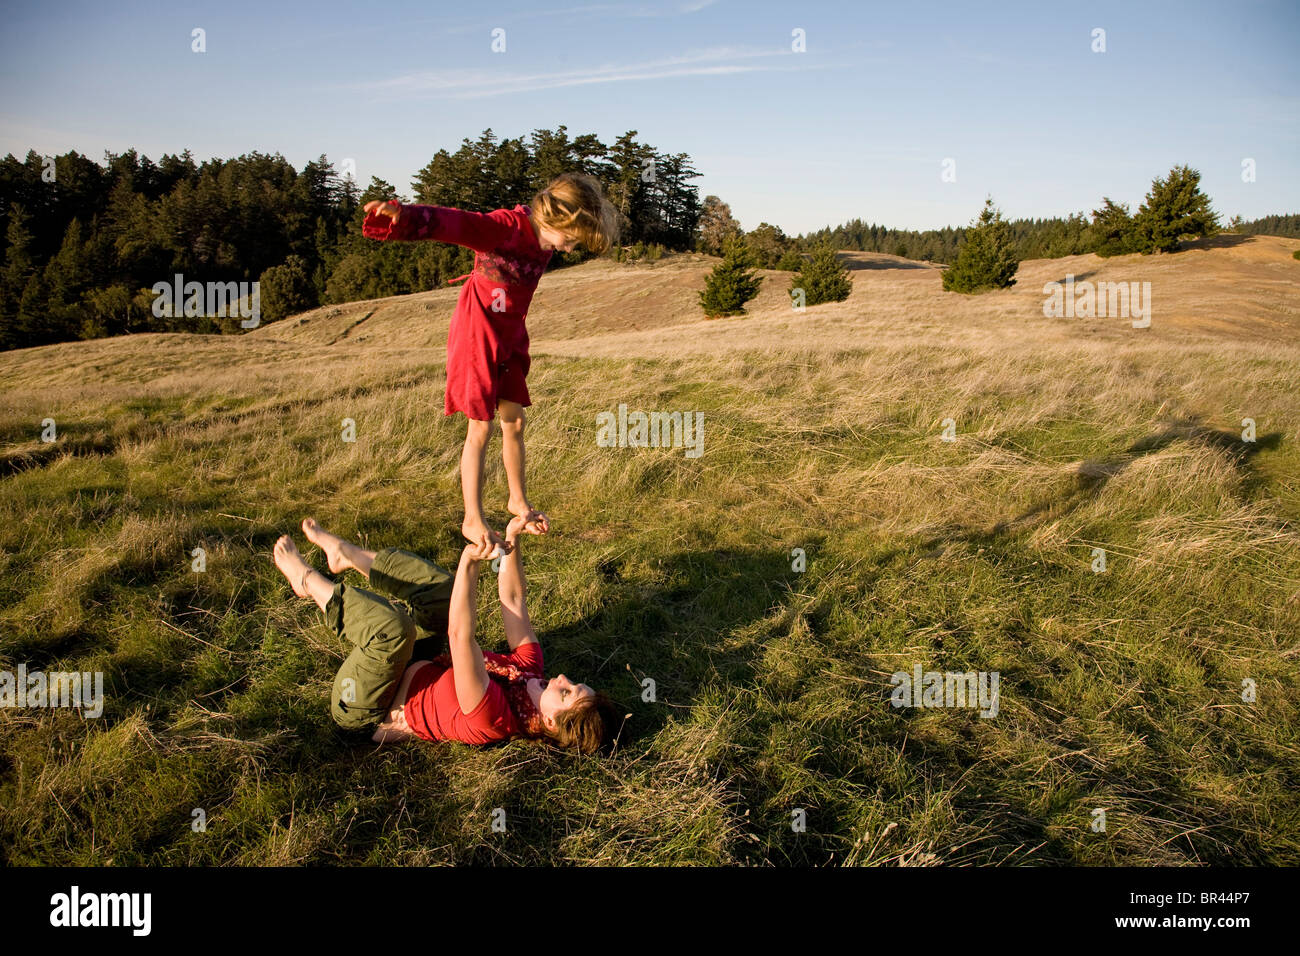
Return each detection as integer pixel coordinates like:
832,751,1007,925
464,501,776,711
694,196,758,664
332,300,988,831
1,0,1296,235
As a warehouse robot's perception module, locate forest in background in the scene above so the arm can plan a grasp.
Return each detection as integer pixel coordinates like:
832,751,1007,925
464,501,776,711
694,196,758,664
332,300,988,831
2,125,1296,351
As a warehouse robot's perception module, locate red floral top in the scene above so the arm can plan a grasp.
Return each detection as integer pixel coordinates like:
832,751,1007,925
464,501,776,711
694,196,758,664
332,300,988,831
363,202,551,308
363,202,553,420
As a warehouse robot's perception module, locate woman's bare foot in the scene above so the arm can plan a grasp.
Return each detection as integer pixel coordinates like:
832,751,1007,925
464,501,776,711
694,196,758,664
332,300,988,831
302,517,352,574
273,535,313,598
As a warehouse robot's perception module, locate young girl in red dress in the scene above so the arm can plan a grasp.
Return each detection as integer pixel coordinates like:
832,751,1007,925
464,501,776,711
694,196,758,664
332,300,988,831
362,172,620,552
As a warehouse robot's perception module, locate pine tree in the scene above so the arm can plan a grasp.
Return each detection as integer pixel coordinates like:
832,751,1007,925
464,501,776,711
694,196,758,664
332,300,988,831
1133,165,1220,253
776,249,806,272
741,222,790,268
1090,197,1140,257
941,197,1019,293
16,270,51,345
698,237,762,318
258,255,317,325
698,195,742,256
0,203,36,349
43,217,92,340
789,244,851,307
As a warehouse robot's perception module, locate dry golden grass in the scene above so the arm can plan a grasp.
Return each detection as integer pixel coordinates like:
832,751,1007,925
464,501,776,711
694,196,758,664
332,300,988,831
1,234,1297,865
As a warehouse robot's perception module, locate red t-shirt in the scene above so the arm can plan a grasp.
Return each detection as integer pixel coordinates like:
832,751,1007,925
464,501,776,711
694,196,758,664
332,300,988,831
403,640,544,746
362,203,553,421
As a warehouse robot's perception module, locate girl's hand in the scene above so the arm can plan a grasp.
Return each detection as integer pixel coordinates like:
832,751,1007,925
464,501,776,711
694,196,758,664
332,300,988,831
363,199,401,222
508,511,548,539
505,514,530,541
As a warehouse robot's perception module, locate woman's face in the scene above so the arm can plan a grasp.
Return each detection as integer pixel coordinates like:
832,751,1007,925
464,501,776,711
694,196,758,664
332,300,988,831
539,674,594,728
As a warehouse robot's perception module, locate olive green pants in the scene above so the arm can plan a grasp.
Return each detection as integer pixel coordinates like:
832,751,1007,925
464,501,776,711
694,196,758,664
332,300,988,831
325,547,455,734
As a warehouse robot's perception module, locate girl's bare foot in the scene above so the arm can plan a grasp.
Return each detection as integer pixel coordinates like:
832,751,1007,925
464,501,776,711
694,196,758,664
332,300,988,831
463,515,505,551
302,517,351,574
273,535,313,598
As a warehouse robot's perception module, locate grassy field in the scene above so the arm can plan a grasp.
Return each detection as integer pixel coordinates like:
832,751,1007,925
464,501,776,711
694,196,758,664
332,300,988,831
1,235,1298,865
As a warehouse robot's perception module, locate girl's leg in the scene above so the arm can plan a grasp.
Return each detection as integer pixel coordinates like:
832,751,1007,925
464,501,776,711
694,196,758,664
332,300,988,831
499,399,529,518
500,399,548,533
461,416,503,550
367,549,455,640
270,532,415,733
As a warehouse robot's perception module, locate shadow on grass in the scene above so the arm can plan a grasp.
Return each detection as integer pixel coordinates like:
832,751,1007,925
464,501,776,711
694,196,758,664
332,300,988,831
924,416,1283,553
839,254,934,272
1049,268,1097,284
1178,233,1254,251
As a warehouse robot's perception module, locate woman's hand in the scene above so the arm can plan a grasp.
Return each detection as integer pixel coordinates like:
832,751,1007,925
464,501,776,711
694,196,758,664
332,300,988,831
461,539,498,564
363,199,401,223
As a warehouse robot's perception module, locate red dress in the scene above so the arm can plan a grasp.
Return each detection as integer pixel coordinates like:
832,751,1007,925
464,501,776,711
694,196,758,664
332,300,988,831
362,203,553,421
403,640,544,746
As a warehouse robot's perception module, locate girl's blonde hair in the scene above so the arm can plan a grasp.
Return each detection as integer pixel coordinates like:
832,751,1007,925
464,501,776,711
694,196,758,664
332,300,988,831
530,172,621,256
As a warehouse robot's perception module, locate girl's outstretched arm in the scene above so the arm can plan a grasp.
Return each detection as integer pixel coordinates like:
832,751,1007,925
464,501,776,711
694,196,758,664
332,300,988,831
448,543,492,715
362,199,515,254
498,516,538,652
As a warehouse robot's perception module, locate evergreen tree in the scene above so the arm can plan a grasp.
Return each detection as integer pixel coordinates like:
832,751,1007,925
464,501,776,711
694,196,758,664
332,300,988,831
43,217,92,340
258,255,317,324
1090,197,1140,257
1236,213,1300,238
789,244,851,307
0,203,36,348
776,249,806,272
698,237,762,318
81,283,135,338
698,195,742,256
1133,165,1220,253
941,197,1019,293
741,222,790,268
16,270,51,345
606,131,656,245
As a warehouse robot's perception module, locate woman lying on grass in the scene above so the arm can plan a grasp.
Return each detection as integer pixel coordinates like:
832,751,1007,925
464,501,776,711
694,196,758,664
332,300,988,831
271,516,622,754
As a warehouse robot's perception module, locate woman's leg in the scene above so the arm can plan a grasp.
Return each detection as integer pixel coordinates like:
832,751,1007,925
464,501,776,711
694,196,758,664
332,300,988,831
302,517,377,580
273,535,335,611
366,549,455,641
300,518,454,640
270,532,415,733
324,581,416,733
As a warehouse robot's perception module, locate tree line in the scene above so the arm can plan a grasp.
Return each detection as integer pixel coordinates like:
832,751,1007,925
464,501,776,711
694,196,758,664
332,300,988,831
0,126,701,351
699,164,1268,316
2,134,1295,351
700,168,1296,270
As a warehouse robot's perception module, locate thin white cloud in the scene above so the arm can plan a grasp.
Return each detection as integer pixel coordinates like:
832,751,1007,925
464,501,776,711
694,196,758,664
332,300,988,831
350,46,833,101
439,1,722,32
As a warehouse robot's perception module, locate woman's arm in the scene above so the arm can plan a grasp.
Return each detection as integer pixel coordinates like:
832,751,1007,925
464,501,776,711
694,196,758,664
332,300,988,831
362,200,515,254
448,544,492,715
498,517,537,652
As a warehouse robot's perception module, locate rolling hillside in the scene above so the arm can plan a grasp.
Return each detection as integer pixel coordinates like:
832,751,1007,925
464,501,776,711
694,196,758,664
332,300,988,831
1,234,1298,866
